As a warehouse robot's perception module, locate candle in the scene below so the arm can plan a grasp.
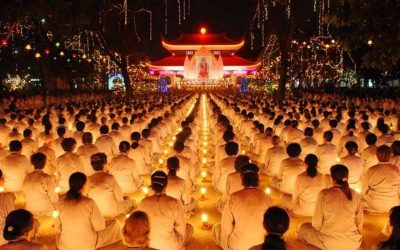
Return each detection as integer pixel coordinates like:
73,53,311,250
168,141,174,147
203,141,208,147
163,149,169,155
142,186,150,196
0,186,4,193
336,157,340,162
200,187,207,200
52,210,60,218
125,213,131,218
158,159,164,165
201,171,207,182
54,186,61,194
201,158,207,164
201,213,210,230
241,150,246,154
265,187,271,195
355,187,361,194
202,149,208,154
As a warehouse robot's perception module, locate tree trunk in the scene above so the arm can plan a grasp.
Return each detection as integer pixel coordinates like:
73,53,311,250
121,56,133,98
277,42,290,102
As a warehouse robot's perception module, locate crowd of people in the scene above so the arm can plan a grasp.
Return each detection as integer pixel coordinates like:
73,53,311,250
0,90,399,250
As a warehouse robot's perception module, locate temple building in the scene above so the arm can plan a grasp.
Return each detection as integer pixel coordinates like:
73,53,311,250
148,28,260,86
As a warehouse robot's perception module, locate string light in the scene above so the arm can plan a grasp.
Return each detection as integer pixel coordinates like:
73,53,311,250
177,0,181,25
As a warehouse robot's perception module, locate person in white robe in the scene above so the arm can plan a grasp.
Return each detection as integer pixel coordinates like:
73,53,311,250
109,122,125,148
122,211,157,250
109,142,142,194
56,138,85,193
283,154,328,216
300,127,319,160
0,169,16,246
56,172,121,250
0,118,11,148
297,164,363,250
52,127,67,158
23,153,58,216
271,143,305,194
361,133,379,172
363,145,400,213
315,131,338,175
339,141,364,190
264,136,286,177
165,157,197,217
213,163,273,250
37,134,57,175
136,171,193,250
76,132,99,176
216,155,250,213
20,129,38,158
86,153,135,218
128,141,153,176
213,142,239,193
0,140,32,192
377,124,395,146
94,125,118,160
372,206,400,250
172,141,197,190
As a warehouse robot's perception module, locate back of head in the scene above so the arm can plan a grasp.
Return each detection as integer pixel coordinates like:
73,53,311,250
67,172,87,201
304,127,313,137
3,209,34,241
234,155,250,172
391,141,400,156
23,129,32,138
9,140,22,152
167,157,180,176
76,121,85,131
223,130,235,143
151,171,168,193
90,153,107,171
99,125,109,135
272,136,281,146
330,165,352,201
345,141,358,155
286,143,301,157
131,132,141,141
305,154,318,178
376,145,392,162
123,211,150,248
379,206,400,250
61,138,76,152
240,163,259,187
57,126,66,137
119,141,131,153
141,129,150,139
31,152,46,170
365,133,377,146
323,131,333,142
262,206,290,250
225,141,239,156
82,132,93,144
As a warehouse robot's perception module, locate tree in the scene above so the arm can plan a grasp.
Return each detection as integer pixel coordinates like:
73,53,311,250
326,0,400,71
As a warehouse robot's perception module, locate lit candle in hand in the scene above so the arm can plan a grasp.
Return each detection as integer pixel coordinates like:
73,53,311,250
265,187,271,195
201,213,210,230
142,186,150,197
52,210,60,218
201,171,207,182
200,187,207,200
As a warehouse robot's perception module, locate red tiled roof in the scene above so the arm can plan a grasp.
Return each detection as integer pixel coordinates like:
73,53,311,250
162,33,242,46
150,55,258,67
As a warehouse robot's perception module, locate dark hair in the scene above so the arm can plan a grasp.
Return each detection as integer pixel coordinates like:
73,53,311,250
141,129,150,138
66,172,87,201
225,141,239,156
234,155,250,172
240,163,259,187
377,145,392,162
23,129,32,138
345,141,358,155
379,206,400,250
391,141,400,156
167,157,180,176
75,121,85,131
305,154,318,178
330,165,352,201
173,141,184,152
82,132,93,144
304,127,313,137
0,169,2,179
99,125,109,134
151,171,168,193
131,132,141,141
365,133,377,146
119,141,131,153
61,138,76,152
30,152,46,170
9,140,22,152
3,209,34,241
286,143,301,157
90,153,107,171
323,131,333,142
262,206,290,250
57,127,66,137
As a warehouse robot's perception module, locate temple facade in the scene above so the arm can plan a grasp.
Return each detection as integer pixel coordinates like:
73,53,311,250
148,28,260,85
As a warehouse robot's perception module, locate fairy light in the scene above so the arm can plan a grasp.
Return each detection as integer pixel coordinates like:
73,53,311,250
177,0,181,25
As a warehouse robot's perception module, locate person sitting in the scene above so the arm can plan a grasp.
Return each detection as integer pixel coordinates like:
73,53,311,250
315,131,338,175
284,154,328,217
109,141,142,194
0,140,32,192
216,155,250,213
136,171,193,250
249,206,290,250
128,141,153,176
264,136,286,177
20,129,38,158
213,163,273,250
172,141,196,190
95,125,118,160
377,124,395,146
122,211,156,250
56,138,84,193
339,141,364,190
76,132,99,176
300,127,318,160
363,145,400,213
0,209,46,250
165,157,197,217
0,169,16,246
37,134,57,175
86,153,135,218
390,140,400,167
272,143,305,194
213,142,239,193
361,133,379,172
297,164,363,250
373,206,400,250
56,172,121,250
22,153,58,216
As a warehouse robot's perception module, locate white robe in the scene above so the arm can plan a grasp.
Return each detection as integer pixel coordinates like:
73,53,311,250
265,145,286,177
274,157,305,194
362,163,400,212
56,196,121,250
56,152,85,193
213,156,236,193
339,155,364,190
315,143,338,175
136,194,190,250
214,188,272,250
0,153,32,192
108,154,142,194
23,170,58,215
95,135,118,160
297,188,363,250
128,145,153,175
76,144,99,176
0,192,16,245
165,175,197,215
